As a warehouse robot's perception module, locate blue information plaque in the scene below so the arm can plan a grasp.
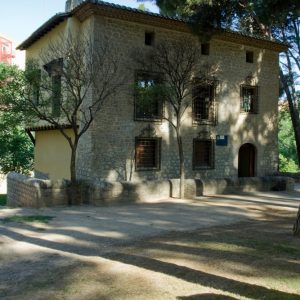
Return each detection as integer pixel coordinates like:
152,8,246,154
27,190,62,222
216,135,228,146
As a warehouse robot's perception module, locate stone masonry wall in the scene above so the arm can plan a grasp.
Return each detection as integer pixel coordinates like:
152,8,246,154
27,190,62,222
7,172,69,208
76,15,280,183
7,172,294,208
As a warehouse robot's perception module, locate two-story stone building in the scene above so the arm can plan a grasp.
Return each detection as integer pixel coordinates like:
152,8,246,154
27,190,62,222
18,0,287,184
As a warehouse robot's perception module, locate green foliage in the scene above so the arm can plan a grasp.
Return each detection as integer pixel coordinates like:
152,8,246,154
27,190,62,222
0,194,7,206
0,63,34,174
149,0,300,37
137,3,149,12
278,108,299,172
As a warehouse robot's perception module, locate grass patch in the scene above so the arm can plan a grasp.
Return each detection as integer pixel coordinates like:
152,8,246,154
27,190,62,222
1,215,54,224
0,194,7,206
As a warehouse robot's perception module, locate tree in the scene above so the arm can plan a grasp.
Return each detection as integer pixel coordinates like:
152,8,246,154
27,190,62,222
9,33,124,202
278,104,299,171
276,17,300,166
0,63,33,174
133,39,218,198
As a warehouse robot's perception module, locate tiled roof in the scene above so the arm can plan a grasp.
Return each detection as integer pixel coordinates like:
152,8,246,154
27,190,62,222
18,13,69,50
26,124,73,131
17,0,288,51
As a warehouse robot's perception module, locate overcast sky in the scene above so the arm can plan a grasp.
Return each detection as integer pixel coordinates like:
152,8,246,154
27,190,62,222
0,0,158,44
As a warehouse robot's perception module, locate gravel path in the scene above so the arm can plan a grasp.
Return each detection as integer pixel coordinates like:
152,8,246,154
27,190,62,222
0,186,299,300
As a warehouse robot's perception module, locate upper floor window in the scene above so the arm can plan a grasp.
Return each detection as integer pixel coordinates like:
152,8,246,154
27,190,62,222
201,43,210,55
145,32,155,46
44,58,63,117
31,69,41,106
240,85,258,113
135,71,163,121
135,137,161,170
193,139,214,169
246,51,254,63
192,81,216,125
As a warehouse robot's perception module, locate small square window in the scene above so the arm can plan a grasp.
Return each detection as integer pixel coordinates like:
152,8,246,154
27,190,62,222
201,43,210,55
145,32,154,46
135,137,161,170
240,85,258,113
193,139,214,169
246,51,254,63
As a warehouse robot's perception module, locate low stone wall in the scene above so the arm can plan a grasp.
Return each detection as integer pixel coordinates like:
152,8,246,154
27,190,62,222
7,172,295,208
7,172,69,208
200,176,295,195
89,180,171,205
277,172,300,183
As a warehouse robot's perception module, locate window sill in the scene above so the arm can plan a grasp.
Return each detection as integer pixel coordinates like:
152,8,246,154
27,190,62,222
193,120,216,126
135,167,160,172
135,117,163,123
193,166,214,170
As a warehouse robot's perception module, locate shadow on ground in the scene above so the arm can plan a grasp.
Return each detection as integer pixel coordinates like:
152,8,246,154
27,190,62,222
1,189,300,299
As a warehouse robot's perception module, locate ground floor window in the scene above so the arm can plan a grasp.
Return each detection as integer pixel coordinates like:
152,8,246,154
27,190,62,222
193,139,214,169
135,137,161,170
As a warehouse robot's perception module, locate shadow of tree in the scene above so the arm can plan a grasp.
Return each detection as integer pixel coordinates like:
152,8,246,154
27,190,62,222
178,293,239,300
101,250,300,300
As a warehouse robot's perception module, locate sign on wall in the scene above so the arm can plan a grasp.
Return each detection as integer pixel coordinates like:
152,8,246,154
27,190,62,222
216,135,228,146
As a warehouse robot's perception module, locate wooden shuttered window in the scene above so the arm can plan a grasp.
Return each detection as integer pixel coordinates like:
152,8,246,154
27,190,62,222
135,138,161,170
193,139,214,169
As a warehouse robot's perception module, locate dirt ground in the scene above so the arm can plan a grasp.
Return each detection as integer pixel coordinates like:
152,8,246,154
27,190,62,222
0,187,300,300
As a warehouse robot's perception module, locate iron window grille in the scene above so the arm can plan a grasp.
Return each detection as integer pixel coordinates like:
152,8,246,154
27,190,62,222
44,58,63,117
240,85,258,113
134,71,163,121
193,139,215,169
135,137,161,170
192,82,216,125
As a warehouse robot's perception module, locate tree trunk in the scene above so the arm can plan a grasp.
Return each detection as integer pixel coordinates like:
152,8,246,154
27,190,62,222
280,69,300,166
68,141,78,205
176,128,185,199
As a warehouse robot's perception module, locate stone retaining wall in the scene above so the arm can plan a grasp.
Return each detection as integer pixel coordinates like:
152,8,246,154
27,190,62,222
7,172,69,208
277,172,300,183
7,172,295,208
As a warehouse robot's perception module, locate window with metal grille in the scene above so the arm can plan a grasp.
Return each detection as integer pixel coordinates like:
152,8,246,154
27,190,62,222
193,83,215,124
135,138,161,170
193,139,214,169
31,69,41,106
240,85,258,113
135,72,163,121
44,58,63,117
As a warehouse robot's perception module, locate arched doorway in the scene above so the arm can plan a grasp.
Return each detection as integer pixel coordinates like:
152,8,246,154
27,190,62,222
238,143,256,177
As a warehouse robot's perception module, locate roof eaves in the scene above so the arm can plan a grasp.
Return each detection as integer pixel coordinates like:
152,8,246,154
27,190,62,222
17,12,70,50
17,0,288,52
26,124,73,132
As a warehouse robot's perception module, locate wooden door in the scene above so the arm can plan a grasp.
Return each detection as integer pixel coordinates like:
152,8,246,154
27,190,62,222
238,143,255,177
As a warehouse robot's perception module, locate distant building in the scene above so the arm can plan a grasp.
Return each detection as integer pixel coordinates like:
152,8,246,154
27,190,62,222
0,35,14,64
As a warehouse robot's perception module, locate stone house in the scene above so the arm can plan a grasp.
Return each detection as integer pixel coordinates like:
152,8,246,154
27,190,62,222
18,0,287,185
